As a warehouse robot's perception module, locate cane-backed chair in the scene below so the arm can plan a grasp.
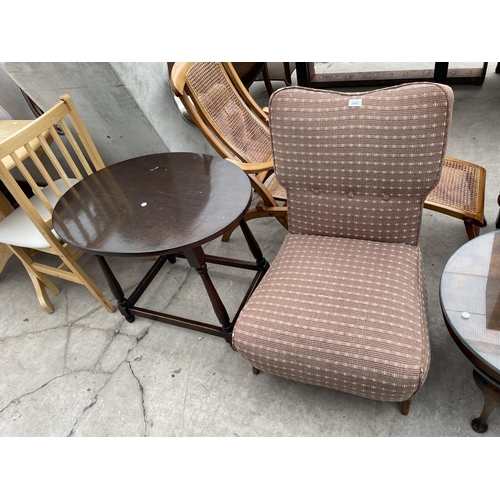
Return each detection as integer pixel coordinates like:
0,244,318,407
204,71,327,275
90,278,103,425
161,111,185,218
169,62,288,240
233,83,454,415
0,94,115,314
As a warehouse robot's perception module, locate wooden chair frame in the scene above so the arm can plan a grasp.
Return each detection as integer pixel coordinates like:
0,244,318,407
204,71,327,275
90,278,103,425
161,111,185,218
0,94,115,313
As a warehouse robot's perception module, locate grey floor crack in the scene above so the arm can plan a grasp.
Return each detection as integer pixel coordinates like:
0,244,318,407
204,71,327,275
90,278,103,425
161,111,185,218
161,267,192,314
181,355,194,436
127,361,147,437
62,325,71,373
66,368,116,437
68,399,98,437
0,369,111,415
0,324,69,343
93,329,124,371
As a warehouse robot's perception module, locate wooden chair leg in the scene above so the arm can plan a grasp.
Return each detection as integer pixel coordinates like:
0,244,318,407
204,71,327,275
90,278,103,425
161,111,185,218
59,251,116,313
252,366,260,375
464,221,481,240
10,246,60,313
27,271,55,313
401,399,412,415
261,63,274,97
222,209,288,242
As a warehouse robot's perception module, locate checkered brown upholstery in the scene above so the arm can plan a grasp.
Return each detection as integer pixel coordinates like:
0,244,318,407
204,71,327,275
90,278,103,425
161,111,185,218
233,83,453,404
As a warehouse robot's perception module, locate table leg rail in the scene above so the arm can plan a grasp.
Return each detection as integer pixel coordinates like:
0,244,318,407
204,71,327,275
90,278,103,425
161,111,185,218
129,306,226,337
97,243,269,343
127,254,170,306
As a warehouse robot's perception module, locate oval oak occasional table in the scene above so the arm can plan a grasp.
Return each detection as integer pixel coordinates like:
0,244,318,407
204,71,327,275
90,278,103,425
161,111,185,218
440,230,500,433
52,152,269,344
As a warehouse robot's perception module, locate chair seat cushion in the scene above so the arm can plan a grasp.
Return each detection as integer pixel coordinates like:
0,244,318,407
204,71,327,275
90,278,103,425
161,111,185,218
233,234,431,402
0,178,78,249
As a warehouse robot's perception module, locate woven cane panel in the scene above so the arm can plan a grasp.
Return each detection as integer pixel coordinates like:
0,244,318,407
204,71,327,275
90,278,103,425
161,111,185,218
233,234,430,402
426,157,482,218
269,83,454,245
186,63,272,164
267,175,287,201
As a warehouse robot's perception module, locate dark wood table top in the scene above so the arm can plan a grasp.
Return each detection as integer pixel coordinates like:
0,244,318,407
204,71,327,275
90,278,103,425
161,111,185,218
52,152,252,257
440,230,500,380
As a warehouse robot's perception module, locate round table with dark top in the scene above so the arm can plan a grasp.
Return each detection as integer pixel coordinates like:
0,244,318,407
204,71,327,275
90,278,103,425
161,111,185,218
440,230,500,432
52,152,269,343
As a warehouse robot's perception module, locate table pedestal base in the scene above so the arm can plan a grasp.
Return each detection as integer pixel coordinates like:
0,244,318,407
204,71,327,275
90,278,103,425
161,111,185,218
97,220,269,344
471,368,500,433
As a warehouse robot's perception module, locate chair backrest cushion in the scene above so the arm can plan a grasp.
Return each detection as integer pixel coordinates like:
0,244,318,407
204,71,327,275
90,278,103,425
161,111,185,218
269,83,454,245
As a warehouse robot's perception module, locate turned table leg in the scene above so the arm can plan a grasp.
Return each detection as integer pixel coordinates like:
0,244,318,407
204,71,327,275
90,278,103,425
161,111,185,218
471,368,500,433
239,219,269,271
97,255,135,323
184,246,232,336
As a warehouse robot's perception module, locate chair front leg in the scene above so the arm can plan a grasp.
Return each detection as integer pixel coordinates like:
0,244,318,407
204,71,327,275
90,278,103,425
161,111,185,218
401,399,412,415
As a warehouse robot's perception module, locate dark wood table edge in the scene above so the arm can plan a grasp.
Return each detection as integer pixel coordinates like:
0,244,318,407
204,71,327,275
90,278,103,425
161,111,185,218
53,155,253,258
439,279,500,433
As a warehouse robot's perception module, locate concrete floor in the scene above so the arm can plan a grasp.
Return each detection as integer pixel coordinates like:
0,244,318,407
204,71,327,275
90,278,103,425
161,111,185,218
1,63,499,437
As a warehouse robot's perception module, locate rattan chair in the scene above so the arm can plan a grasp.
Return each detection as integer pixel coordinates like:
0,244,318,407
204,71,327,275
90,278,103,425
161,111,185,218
170,62,485,242
233,83,454,415
169,62,288,240
0,94,115,314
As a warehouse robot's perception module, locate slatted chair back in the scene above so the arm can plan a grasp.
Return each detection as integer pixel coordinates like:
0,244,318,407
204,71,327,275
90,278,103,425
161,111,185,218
0,94,106,241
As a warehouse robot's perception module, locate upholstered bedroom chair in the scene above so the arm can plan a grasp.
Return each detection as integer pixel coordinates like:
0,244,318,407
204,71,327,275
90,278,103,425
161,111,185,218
233,83,454,415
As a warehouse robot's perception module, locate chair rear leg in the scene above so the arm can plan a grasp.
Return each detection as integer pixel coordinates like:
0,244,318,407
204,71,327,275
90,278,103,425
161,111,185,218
401,399,412,415
60,254,116,312
252,366,260,375
27,270,55,313
464,221,481,240
10,246,60,313
222,209,288,242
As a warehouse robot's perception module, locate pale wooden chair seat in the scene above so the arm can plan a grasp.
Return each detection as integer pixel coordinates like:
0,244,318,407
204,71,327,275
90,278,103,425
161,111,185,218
0,178,77,249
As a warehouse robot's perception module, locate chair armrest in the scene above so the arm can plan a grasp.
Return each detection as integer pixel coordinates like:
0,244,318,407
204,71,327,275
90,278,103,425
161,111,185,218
226,159,274,174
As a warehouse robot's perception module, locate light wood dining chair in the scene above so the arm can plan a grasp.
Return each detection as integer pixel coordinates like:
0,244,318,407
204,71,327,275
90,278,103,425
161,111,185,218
0,94,115,314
